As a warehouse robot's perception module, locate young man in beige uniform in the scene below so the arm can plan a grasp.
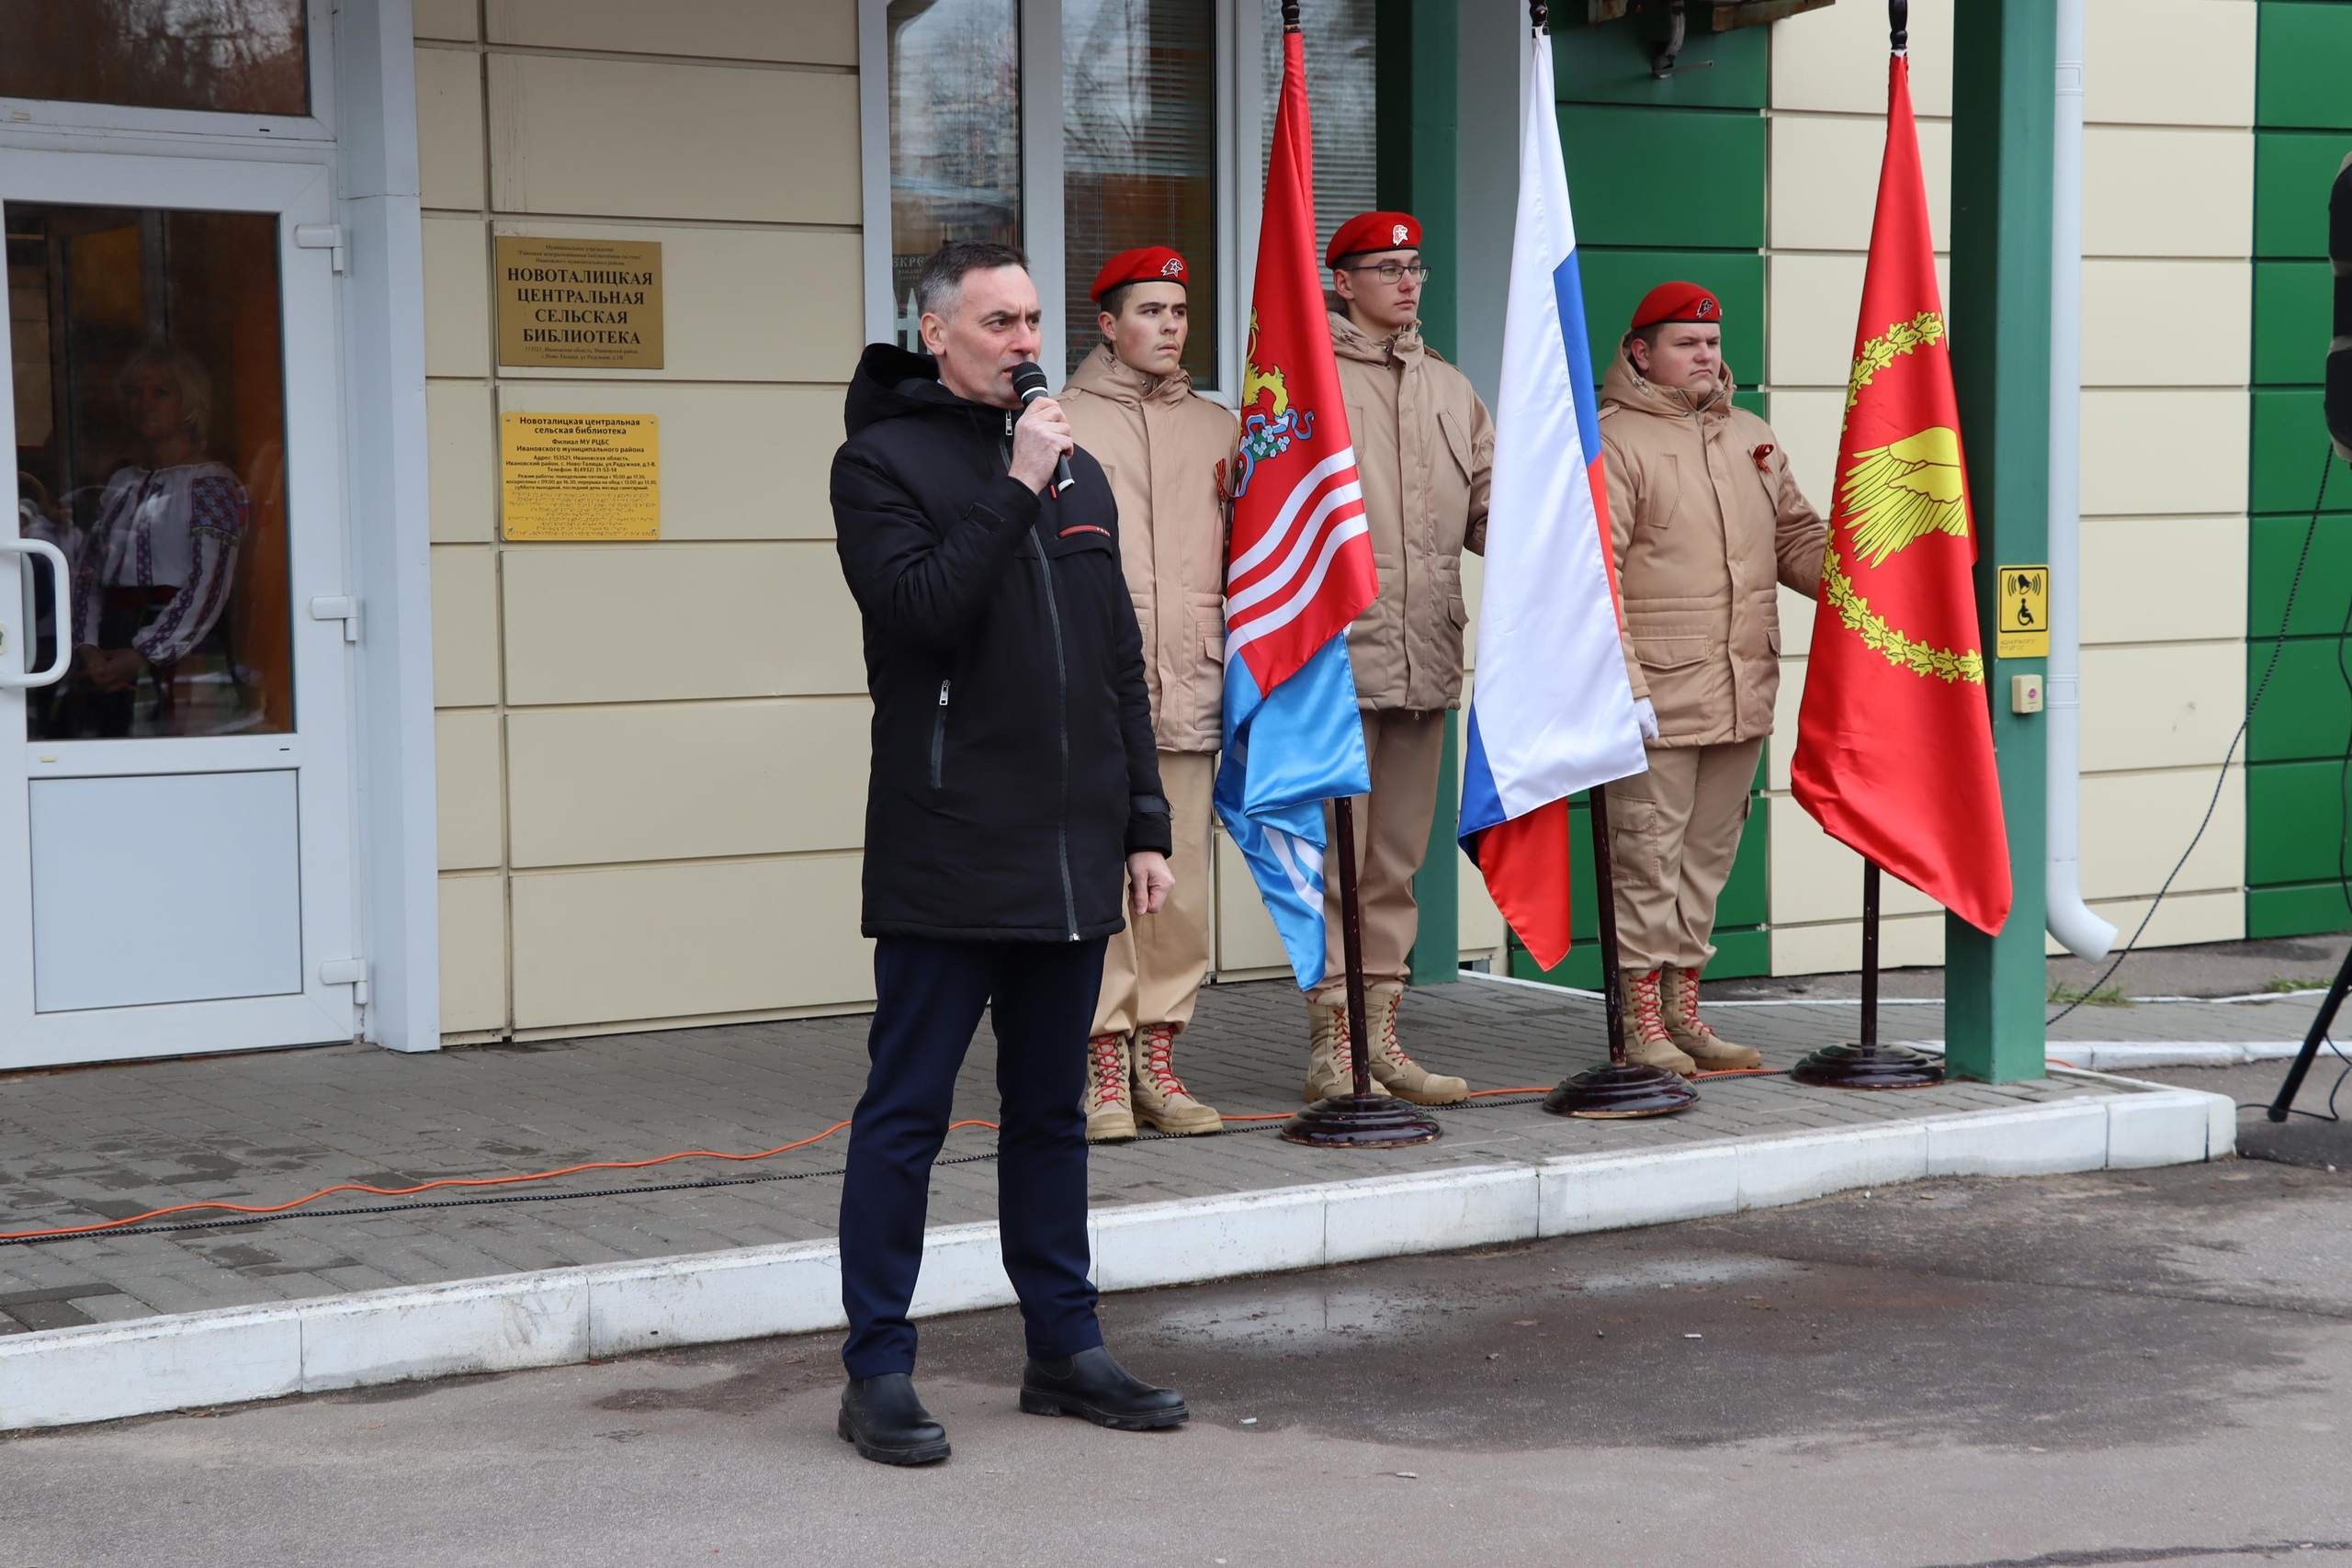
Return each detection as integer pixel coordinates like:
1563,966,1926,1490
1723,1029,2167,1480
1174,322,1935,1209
1305,210,1492,1106
1599,282,1826,1074
1059,246,1238,1141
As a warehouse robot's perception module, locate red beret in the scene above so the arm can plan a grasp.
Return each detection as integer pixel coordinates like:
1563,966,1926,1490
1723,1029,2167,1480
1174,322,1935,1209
1091,246,1188,301
1326,211,1421,267
1629,281,1724,331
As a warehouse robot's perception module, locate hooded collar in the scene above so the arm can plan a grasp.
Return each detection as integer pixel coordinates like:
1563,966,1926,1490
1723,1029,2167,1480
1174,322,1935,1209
842,342,1010,437
1065,343,1196,409
1598,347,1736,423
1328,309,1426,367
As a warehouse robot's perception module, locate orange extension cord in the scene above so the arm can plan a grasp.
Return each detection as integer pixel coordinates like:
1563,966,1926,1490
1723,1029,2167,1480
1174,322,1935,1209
0,1073,1786,1245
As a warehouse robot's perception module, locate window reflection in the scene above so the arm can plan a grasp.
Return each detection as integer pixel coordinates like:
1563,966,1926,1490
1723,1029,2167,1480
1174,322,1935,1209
0,0,309,118
9,206,292,739
1064,0,1217,383
1261,0,1376,280
888,0,1023,349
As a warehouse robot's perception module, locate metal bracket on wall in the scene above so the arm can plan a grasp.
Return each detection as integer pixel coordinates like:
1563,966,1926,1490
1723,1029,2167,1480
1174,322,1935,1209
1587,0,1838,29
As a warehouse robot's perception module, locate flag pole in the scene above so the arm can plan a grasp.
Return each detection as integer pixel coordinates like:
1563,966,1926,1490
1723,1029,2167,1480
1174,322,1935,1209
1544,790,1698,1117
1277,0,1436,1149
1790,860,1945,1089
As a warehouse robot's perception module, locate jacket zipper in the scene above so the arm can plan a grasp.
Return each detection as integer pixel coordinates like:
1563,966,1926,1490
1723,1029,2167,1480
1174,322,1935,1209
930,679,949,789
1006,424,1081,942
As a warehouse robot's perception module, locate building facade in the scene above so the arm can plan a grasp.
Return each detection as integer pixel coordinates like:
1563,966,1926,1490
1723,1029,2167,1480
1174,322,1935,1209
1,0,2345,1067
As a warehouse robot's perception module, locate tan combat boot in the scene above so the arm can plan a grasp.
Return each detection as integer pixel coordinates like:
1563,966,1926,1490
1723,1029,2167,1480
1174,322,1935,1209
1084,1032,1136,1142
1660,965,1763,1070
1130,1022,1223,1135
1622,968,1697,1077
1365,986,1468,1105
1303,997,1389,1102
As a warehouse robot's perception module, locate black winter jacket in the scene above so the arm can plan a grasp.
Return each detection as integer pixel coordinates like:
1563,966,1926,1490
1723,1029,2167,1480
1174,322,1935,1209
832,344,1170,942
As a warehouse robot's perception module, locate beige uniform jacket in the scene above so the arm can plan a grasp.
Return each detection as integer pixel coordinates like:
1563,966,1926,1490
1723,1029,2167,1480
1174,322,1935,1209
1329,311,1493,713
1060,345,1240,754
1598,351,1827,748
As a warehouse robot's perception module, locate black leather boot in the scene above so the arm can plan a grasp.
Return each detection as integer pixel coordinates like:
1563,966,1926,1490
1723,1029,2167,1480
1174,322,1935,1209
1019,1346,1188,1430
837,1373,951,1465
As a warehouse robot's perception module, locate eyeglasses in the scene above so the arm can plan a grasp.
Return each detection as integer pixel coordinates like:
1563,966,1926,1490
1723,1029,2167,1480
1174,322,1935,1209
1338,261,1431,285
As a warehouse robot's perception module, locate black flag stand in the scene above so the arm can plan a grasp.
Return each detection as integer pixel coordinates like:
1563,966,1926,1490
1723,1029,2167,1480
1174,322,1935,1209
1791,862,1944,1089
1283,798,1442,1146
1544,790,1700,1119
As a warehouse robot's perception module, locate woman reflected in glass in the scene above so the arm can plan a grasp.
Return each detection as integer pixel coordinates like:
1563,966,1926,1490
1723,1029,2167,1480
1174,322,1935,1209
64,346,249,739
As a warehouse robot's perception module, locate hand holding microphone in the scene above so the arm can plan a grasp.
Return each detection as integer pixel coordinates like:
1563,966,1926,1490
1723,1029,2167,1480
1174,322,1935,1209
1010,361,1077,496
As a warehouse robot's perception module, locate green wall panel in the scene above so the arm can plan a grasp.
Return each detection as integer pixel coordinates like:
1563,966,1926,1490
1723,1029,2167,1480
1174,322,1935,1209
1558,105,1766,251
1555,16,1769,109
2248,637,2352,762
2246,757,2350,886
1718,796,1770,928
2247,880,2352,939
2252,260,2334,387
2258,1,2352,131
2249,513,2352,638
2254,130,2352,258
2251,388,2340,513
1575,248,1765,383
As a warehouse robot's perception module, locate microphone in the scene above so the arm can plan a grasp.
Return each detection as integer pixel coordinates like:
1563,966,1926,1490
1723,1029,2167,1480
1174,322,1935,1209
1010,361,1076,496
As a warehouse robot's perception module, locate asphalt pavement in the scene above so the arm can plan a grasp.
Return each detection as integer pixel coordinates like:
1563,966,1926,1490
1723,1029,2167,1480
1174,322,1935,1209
5,1143,2346,1568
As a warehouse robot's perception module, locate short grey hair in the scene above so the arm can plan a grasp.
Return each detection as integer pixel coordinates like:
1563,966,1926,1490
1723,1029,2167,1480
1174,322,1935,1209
915,240,1030,322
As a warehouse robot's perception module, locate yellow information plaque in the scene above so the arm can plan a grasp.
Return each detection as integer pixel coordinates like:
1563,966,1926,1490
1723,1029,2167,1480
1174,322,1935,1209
501,412,660,540
494,236,663,369
1995,563,2050,660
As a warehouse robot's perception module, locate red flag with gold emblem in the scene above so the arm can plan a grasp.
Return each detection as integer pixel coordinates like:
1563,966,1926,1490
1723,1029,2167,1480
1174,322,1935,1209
1791,47,2010,935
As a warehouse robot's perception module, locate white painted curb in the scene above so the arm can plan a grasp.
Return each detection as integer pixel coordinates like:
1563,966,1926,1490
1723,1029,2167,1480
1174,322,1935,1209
1905,1039,2311,1071
0,1088,2232,1431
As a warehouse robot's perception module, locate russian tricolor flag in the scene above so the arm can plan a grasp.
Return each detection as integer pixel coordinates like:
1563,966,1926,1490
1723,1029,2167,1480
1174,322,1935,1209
1457,23,1648,970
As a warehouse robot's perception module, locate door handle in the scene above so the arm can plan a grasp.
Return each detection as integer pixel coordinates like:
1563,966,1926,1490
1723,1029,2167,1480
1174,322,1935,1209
0,538,73,689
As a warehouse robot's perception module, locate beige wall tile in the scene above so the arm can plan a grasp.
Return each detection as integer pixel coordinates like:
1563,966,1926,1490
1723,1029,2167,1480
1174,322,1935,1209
1215,830,1289,977
438,873,508,1033
435,707,504,871
413,0,478,41
1768,795,1941,926
2081,642,2245,772
1768,253,1865,389
487,54,859,226
2080,389,2248,516
1769,911,1945,977
2082,515,2247,646
430,545,502,707
426,380,495,543
489,0,855,64
510,853,872,1028
421,217,489,378
2079,767,2244,901
1459,844,1506,957
2082,127,2252,258
1769,115,1951,254
1778,584,1818,658
506,697,868,868
2080,260,2249,387
1771,0,1952,117
501,541,864,705
497,382,842,540
2078,886,2243,951
414,47,485,211
1760,387,1845,514
2084,0,2257,130
1460,550,1484,673
492,222,863,384
1768,661,1806,791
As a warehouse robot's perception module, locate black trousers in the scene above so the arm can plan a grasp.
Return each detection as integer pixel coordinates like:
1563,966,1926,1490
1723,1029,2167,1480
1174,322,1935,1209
838,934,1108,1378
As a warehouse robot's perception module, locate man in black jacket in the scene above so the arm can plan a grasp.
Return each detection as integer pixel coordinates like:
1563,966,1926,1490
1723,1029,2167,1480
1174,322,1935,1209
829,242,1188,1466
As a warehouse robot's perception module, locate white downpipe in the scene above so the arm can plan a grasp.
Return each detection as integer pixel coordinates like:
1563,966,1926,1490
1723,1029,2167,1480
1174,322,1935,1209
2046,0,2116,962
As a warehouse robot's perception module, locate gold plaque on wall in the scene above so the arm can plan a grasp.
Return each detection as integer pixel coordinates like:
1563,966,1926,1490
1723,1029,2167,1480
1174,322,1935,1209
1994,563,2050,660
501,413,660,540
495,236,664,369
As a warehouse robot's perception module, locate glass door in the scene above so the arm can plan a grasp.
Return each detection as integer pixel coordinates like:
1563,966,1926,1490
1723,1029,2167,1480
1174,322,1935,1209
0,148,356,1067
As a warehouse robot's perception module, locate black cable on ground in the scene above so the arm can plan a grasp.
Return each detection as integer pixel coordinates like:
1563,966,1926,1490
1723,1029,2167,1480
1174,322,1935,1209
2051,446,2346,1026
0,1086,1640,1248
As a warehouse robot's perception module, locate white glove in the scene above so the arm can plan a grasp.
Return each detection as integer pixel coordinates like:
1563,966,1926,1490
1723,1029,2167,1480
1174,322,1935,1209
1634,697,1659,742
